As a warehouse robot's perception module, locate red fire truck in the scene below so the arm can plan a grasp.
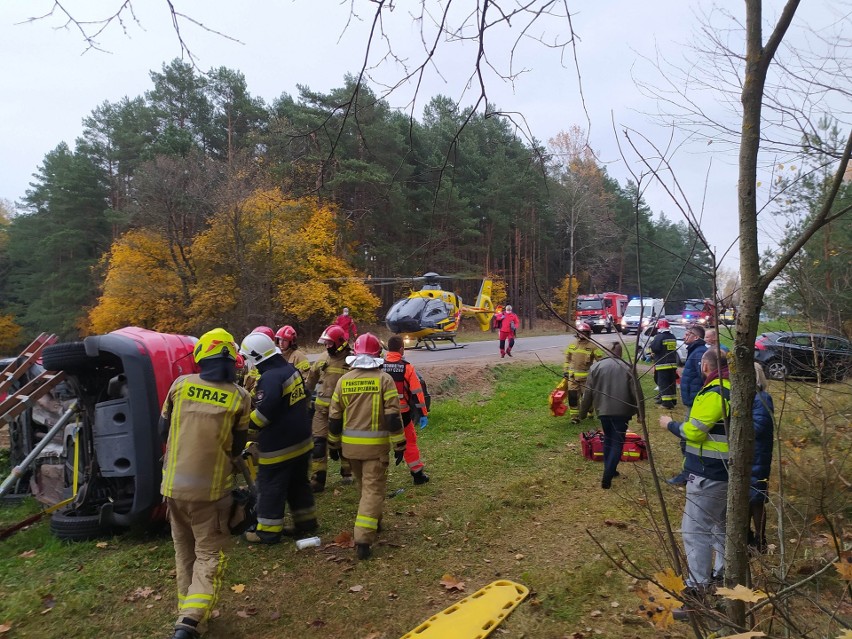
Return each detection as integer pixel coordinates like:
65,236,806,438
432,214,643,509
575,292,628,333
681,298,717,326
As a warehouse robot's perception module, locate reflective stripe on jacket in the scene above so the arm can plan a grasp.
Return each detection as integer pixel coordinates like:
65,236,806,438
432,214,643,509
305,351,350,408
650,330,679,370
248,357,311,463
564,338,604,377
668,378,730,481
382,351,428,416
284,348,311,376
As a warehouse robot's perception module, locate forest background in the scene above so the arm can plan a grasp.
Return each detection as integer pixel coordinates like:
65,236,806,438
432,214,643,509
0,60,724,349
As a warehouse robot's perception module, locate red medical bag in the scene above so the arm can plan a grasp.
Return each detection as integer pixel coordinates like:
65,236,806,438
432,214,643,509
580,430,647,462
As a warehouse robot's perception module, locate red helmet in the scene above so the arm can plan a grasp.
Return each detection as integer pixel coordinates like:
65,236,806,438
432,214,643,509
318,324,347,349
577,322,592,334
353,333,382,357
657,318,670,329
276,325,297,343
252,326,275,340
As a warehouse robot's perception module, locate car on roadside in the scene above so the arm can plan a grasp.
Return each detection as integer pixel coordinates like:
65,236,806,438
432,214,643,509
636,323,688,366
754,331,851,382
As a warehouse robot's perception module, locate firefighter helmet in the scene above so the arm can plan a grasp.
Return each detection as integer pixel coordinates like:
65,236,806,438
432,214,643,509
353,333,382,357
577,322,592,335
657,318,670,329
240,332,279,365
251,326,275,340
318,324,347,348
194,328,238,363
276,325,297,343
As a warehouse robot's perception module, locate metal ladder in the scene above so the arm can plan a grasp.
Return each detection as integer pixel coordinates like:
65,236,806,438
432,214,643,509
0,333,66,426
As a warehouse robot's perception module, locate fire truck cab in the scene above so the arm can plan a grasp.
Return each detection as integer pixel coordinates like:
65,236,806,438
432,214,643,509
575,292,628,334
681,298,717,327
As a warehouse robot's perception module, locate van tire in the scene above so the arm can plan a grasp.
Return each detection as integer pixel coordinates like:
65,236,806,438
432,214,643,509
50,508,112,541
42,342,90,372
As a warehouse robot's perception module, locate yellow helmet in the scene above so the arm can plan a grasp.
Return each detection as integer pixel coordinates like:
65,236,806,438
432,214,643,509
194,328,238,363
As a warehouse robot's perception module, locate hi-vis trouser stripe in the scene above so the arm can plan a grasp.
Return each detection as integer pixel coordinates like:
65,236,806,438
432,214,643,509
342,429,390,445
177,550,227,622
656,363,678,370
257,516,285,533
257,438,312,465
355,513,379,531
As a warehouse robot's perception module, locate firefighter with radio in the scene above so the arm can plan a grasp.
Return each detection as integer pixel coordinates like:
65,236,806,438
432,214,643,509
304,324,352,492
159,328,251,639
239,332,316,545
563,322,604,424
383,335,430,485
328,333,405,560
275,325,310,377
650,318,678,409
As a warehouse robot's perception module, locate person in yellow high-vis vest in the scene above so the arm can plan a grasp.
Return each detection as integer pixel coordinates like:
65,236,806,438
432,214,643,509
160,328,251,639
563,323,604,424
328,333,405,560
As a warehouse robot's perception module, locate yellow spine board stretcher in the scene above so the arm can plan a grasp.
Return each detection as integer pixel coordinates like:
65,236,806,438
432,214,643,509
400,580,529,639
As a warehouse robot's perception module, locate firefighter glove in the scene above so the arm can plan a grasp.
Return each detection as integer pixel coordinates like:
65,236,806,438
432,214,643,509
329,446,341,461
419,416,428,429
394,449,405,465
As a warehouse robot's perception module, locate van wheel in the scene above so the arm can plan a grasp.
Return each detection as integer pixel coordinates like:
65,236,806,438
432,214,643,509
50,508,112,541
42,342,90,373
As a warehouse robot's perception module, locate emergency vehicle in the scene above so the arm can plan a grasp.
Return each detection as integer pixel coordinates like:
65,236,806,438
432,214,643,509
574,292,628,334
680,298,717,326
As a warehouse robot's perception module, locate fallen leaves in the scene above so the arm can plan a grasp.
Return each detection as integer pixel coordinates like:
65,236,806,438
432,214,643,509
125,587,155,602
833,552,852,581
333,530,355,548
349,584,364,593
231,583,246,594
0,622,11,634
95,542,109,549
236,608,258,618
635,582,682,629
439,574,465,592
715,585,769,603
18,549,36,559
603,519,628,529
655,568,686,595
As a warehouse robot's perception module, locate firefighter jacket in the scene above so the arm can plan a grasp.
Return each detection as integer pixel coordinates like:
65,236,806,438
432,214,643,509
382,351,428,417
650,330,678,370
249,357,312,466
283,347,310,376
563,337,604,379
666,376,730,481
497,312,520,337
327,368,405,461
160,374,251,502
305,350,350,413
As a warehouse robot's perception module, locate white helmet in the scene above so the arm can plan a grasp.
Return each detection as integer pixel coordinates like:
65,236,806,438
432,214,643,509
240,332,280,365
506,305,513,312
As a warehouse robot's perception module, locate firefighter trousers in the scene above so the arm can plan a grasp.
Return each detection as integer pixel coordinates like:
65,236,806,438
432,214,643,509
311,407,352,478
566,377,587,420
655,367,678,407
167,495,232,633
402,412,425,473
350,457,389,545
256,452,317,535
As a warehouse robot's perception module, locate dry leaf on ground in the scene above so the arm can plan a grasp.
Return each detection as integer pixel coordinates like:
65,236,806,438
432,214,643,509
654,568,686,594
231,584,246,594
604,519,628,529
125,587,155,602
833,552,852,581
349,584,364,593
334,530,355,547
716,632,766,638
19,550,36,558
439,574,465,592
715,585,768,603
269,611,281,620
0,623,11,634
96,542,108,549
236,608,257,618
635,582,683,629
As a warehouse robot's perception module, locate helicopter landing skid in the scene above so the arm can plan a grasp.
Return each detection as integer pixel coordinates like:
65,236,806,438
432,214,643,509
417,337,466,351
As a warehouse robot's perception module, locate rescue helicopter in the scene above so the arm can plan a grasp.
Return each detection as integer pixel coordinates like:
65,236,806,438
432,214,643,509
384,273,495,350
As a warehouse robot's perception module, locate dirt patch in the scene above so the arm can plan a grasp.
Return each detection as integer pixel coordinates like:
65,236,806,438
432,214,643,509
417,361,498,400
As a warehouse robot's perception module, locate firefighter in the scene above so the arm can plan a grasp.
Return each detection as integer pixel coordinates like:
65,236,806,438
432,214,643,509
160,328,251,639
563,322,604,424
275,325,310,377
497,304,520,358
304,324,353,492
239,332,316,544
328,333,405,560
383,335,430,485
240,326,275,395
650,318,678,409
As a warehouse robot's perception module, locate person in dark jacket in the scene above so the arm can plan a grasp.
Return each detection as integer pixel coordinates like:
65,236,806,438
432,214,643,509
668,324,708,486
649,318,678,409
578,342,639,489
750,363,774,553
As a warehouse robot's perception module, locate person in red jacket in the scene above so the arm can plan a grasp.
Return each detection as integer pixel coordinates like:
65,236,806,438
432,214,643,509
496,304,520,358
383,336,430,484
335,307,358,342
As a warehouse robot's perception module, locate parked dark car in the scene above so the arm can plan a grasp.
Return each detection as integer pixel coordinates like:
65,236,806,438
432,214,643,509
754,331,851,382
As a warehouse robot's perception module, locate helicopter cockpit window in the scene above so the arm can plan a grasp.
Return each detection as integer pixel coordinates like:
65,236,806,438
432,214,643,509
386,297,428,321
421,299,451,326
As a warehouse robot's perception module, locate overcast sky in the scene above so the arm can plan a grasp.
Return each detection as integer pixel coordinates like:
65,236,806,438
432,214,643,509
0,1,845,270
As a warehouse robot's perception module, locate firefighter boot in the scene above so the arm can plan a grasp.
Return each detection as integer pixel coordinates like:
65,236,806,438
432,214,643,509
171,628,200,639
356,543,372,560
412,470,430,485
244,528,282,545
311,471,327,493
340,457,354,485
